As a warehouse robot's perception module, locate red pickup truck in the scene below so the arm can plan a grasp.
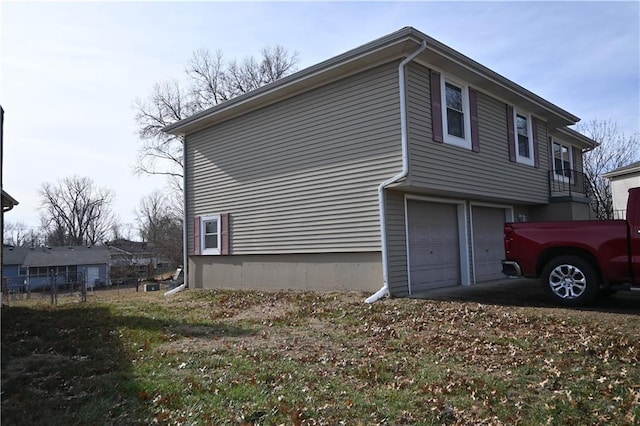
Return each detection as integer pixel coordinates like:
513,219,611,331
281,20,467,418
502,187,640,306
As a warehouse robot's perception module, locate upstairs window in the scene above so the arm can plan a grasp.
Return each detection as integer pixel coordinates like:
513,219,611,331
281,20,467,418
513,109,534,166
441,77,471,149
552,140,573,180
445,82,465,139
506,105,540,167
516,114,530,157
430,70,479,152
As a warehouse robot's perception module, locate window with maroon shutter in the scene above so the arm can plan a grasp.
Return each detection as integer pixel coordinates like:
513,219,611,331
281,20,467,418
196,213,230,255
508,106,536,166
432,70,477,151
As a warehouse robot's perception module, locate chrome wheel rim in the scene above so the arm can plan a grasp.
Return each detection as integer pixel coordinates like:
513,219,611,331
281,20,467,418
548,264,587,299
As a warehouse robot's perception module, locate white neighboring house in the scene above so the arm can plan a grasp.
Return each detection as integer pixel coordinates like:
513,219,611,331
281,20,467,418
603,161,640,219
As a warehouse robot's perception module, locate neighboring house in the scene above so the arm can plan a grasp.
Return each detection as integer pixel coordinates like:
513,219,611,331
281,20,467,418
603,161,640,219
1,191,19,296
2,245,111,291
164,27,598,299
107,238,170,282
1,190,18,213
1,105,20,288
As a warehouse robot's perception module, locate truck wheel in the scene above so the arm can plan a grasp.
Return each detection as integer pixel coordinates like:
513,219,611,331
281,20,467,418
541,256,599,307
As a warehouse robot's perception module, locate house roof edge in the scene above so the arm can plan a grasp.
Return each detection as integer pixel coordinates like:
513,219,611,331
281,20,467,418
164,26,580,135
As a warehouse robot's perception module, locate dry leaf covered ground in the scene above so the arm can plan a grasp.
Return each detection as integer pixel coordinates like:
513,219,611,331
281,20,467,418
1,287,639,425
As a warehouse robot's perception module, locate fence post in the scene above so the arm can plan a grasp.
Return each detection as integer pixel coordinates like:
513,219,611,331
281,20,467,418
81,272,87,302
50,270,58,305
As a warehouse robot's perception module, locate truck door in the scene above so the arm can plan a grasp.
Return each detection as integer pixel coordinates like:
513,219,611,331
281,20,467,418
629,188,640,285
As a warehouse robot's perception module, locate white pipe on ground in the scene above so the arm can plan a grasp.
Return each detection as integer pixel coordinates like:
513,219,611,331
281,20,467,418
365,39,427,304
164,283,186,297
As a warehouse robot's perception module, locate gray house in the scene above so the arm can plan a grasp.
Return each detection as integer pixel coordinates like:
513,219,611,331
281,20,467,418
2,245,110,291
164,27,597,300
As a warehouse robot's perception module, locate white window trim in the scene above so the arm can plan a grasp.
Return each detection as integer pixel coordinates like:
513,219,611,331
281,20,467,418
200,214,221,255
441,75,472,149
551,138,574,182
514,109,535,166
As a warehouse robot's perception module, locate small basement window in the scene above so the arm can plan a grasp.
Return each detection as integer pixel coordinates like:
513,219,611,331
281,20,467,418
201,215,220,255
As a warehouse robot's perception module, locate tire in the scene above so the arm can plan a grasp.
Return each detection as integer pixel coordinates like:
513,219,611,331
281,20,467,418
540,255,600,307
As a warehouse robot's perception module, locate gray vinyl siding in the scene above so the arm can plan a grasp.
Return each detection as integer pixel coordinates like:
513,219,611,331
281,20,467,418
185,61,403,255
385,190,409,296
573,146,584,173
405,63,550,204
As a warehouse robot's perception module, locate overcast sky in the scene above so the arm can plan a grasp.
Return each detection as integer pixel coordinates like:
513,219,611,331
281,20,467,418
1,1,639,236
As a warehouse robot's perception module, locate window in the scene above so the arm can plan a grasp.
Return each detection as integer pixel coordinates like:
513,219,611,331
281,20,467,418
201,215,221,255
29,266,49,277
441,77,471,149
514,110,534,166
445,83,464,138
552,140,573,180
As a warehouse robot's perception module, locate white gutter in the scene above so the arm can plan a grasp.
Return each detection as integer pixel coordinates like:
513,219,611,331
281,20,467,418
166,136,189,298
182,136,188,291
365,39,427,304
164,283,186,297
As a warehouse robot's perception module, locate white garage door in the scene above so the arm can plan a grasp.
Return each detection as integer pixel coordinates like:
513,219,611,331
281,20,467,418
407,200,460,292
472,206,506,282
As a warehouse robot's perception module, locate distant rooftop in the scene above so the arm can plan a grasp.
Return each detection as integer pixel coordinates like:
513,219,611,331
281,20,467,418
2,245,110,267
603,161,640,178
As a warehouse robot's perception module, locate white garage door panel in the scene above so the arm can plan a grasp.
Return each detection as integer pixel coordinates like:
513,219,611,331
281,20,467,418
408,200,460,292
472,206,506,282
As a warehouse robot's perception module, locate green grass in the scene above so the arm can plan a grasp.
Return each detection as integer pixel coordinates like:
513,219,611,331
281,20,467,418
2,289,639,425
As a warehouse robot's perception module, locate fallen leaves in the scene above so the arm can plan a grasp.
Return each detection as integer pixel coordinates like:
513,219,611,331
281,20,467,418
3,289,639,425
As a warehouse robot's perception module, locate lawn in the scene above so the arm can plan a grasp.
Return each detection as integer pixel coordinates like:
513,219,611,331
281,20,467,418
1,288,639,425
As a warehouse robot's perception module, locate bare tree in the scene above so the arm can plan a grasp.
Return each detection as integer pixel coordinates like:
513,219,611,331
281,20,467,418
39,176,116,246
133,45,299,184
3,222,44,247
578,119,640,219
133,81,194,190
111,221,136,241
136,191,183,267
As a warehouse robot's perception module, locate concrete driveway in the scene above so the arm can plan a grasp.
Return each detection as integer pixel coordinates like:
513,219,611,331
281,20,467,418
411,278,640,315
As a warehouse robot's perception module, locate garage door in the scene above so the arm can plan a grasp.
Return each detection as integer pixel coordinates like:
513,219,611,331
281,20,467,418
472,206,506,282
407,200,460,292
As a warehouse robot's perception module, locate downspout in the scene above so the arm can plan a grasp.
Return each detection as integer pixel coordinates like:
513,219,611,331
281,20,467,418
365,39,427,304
166,135,189,297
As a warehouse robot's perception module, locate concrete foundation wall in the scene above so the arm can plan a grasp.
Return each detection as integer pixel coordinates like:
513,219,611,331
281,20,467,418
530,200,593,221
189,252,382,292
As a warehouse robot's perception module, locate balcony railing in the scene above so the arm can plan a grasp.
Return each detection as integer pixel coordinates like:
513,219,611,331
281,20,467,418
548,169,588,197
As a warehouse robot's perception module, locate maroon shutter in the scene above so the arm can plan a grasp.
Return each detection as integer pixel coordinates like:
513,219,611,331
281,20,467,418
220,213,229,255
469,87,479,152
532,117,540,168
193,216,201,255
506,105,516,162
430,70,443,143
